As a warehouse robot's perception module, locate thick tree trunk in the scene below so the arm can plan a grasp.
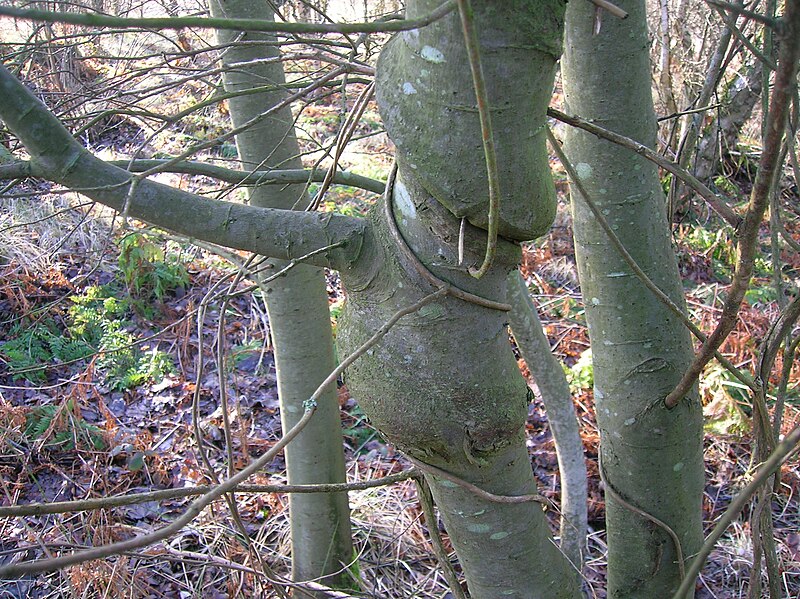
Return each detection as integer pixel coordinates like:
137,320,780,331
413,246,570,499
562,1,704,597
207,0,353,589
338,1,580,596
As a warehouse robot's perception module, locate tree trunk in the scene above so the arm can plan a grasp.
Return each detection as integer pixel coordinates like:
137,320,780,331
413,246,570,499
337,1,580,596
208,0,353,589
562,1,704,597
508,271,588,577
2,2,583,594
692,60,763,183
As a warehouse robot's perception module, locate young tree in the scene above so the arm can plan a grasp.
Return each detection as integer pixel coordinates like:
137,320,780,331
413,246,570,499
562,0,704,595
207,0,353,589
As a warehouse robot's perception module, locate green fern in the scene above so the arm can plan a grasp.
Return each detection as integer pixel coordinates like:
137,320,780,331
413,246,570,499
23,401,105,451
117,232,189,301
48,336,94,363
24,404,56,440
1,323,56,382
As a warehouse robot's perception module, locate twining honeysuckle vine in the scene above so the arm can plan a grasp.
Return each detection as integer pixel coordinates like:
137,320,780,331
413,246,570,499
455,0,501,280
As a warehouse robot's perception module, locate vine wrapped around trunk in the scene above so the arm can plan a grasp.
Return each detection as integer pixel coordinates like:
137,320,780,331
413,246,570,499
338,1,579,596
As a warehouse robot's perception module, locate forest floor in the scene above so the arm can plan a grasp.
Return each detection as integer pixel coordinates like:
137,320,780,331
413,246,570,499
1,80,800,599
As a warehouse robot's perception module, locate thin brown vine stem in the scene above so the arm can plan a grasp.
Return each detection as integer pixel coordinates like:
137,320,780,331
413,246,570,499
598,455,685,581
407,456,552,508
308,81,375,211
455,0,500,280
547,108,742,229
665,0,800,408
415,479,468,599
0,470,420,518
546,128,755,393
671,425,800,599
0,289,444,578
383,163,512,311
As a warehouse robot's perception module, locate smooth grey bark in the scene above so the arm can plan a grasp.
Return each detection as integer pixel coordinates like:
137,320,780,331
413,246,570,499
562,1,704,597
508,271,587,575
0,64,366,270
208,0,353,589
338,178,577,599
0,2,583,593
337,1,579,597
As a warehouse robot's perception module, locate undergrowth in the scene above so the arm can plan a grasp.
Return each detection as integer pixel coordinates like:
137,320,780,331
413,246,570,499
0,231,184,389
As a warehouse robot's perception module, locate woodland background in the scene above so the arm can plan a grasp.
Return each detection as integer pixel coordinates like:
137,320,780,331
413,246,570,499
0,0,799,597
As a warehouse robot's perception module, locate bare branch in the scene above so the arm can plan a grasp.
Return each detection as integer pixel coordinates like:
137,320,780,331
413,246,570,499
0,2,457,35
548,107,742,229
0,64,367,271
0,471,419,518
665,0,800,408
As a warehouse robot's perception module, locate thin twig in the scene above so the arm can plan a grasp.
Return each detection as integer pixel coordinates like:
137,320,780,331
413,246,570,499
456,0,501,279
548,108,741,229
136,67,350,180
671,426,800,599
100,161,385,194
212,258,285,593
773,334,800,443
309,82,376,210
0,471,420,518
704,0,783,30
415,479,467,599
